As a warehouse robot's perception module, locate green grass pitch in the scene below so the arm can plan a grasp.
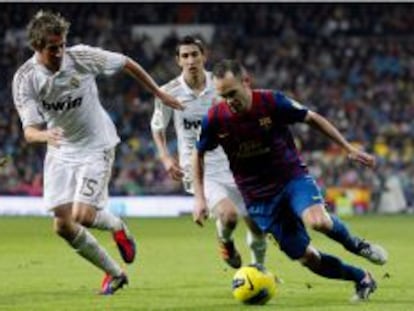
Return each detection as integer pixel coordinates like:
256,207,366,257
0,215,413,311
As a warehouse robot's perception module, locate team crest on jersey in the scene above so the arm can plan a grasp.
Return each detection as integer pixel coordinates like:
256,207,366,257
259,116,272,129
69,76,80,88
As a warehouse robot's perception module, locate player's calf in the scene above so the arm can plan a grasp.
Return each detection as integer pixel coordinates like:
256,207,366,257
246,230,267,265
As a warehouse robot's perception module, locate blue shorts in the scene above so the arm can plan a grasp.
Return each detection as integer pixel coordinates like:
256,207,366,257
247,175,324,260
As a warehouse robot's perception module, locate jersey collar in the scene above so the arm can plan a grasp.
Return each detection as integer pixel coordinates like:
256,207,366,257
178,70,213,97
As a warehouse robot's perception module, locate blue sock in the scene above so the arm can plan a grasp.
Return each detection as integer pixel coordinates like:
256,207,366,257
310,252,365,282
326,215,359,253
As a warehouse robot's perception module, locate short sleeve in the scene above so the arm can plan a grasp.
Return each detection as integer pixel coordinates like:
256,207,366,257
273,91,308,124
12,72,45,127
150,96,173,132
196,114,219,152
69,44,127,76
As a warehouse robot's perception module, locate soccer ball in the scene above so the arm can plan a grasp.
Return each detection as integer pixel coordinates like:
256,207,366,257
231,264,277,305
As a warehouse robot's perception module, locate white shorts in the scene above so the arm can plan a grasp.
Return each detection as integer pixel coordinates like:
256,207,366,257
204,179,248,217
43,149,115,210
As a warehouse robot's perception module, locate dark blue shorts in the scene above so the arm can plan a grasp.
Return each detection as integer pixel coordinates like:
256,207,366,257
247,175,324,260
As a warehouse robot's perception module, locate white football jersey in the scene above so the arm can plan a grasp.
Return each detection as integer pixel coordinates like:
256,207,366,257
151,71,235,193
12,44,124,160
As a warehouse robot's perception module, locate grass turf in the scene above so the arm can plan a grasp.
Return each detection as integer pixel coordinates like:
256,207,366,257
0,215,413,311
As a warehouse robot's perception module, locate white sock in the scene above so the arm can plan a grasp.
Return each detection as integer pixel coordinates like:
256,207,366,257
92,210,123,231
70,226,122,276
246,230,267,265
216,218,234,242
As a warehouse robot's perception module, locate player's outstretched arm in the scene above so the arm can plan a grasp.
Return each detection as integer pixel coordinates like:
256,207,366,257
192,149,208,227
152,130,184,181
123,58,184,110
305,110,376,168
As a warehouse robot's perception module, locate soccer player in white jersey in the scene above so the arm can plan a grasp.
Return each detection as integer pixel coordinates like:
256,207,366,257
151,36,267,269
12,11,183,295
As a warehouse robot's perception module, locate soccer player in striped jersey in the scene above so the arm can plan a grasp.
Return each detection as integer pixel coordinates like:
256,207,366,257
12,10,183,295
151,36,267,269
193,59,388,301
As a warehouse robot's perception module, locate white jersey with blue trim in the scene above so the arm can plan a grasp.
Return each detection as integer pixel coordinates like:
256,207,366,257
151,71,235,193
12,44,125,160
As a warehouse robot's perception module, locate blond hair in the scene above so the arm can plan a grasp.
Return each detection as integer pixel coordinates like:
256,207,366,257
27,10,70,51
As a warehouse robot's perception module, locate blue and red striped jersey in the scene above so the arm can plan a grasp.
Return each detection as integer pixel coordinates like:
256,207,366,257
197,89,309,204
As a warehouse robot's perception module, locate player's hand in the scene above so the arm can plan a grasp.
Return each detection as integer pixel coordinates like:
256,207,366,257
158,91,184,110
46,127,64,147
347,147,376,169
162,156,184,181
193,199,209,227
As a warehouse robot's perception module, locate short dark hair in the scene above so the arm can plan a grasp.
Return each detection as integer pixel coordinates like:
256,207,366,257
212,59,245,79
27,10,70,51
175,35,205,56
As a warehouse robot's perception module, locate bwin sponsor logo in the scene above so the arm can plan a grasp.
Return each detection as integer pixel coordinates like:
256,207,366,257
42,96,82,111
183,118,201,130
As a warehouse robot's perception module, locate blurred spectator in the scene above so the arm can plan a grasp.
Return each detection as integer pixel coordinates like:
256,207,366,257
377,163,407,213
0,3,412,206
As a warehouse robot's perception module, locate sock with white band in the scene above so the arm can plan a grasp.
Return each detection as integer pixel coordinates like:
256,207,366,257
246,230,267,265
216,218,235,242
70,226,122,276
92,209,123,231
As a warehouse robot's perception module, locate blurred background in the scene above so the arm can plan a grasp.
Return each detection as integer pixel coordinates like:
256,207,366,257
1,3,413,215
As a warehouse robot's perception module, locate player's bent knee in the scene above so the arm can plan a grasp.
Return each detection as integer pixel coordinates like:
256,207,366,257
303,204,332,231
53,218,74,239
309,218,331,232
71,204,96,226
219,215,238,229
223,212,238,225
299,254,317,267
298,246,321,268
71,212,84,224
304,211,332,232
216,202,238,225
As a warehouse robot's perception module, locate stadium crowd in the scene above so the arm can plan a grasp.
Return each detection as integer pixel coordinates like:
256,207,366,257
1,3,413,211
